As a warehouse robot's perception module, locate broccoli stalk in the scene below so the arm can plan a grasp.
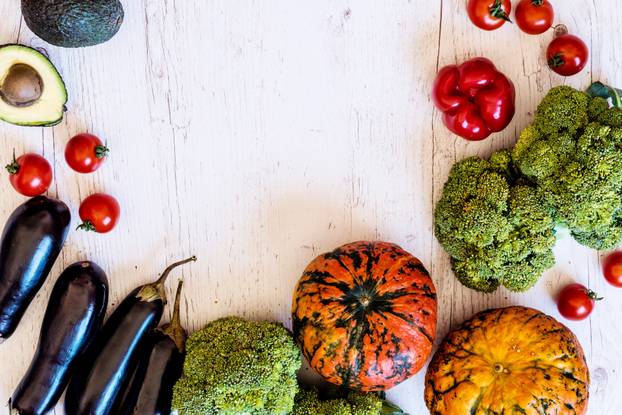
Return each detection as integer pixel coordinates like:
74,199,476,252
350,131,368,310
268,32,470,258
172,317,301,415
292,388,404,415
434,150,556,293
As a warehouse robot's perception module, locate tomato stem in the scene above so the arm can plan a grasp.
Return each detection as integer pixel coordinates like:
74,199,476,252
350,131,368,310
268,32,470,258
76,220,97,232
489,0,512,22
548,53,565,68
95,144,109,159
5,149,19,175
531,0,544,6
586,289,604,301
554,24,568,37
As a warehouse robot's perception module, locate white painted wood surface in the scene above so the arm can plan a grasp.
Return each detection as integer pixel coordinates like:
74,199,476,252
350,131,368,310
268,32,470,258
0,1,621,413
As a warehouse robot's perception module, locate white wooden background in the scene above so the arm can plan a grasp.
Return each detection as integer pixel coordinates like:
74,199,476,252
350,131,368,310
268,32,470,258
0,1,621,414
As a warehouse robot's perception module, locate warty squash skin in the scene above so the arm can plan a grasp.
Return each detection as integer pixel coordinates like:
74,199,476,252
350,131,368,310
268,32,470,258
292,241,437,392
425,306,589,415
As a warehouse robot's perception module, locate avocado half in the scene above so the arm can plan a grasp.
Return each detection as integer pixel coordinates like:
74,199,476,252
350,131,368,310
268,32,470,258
0,45,67,127
21,0,124,48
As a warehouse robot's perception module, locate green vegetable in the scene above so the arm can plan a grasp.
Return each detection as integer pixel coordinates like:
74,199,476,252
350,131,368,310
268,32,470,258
21,0,124,48
436,84,622,293
434,149,556,293
0,45,67,126
513,86,622,250
292,389,404,415
171,316,301,415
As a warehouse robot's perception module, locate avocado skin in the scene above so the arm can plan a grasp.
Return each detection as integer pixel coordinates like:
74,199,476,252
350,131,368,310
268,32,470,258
21,0,124,48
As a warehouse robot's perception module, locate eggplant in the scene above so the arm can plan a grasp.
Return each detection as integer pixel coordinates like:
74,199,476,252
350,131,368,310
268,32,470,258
64,256,196,415
0,196,71,341
112,346,153,415
10,261,108,415
130,280,187,415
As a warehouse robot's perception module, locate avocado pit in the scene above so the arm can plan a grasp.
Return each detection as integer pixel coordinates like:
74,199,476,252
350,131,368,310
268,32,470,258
1,64,43,107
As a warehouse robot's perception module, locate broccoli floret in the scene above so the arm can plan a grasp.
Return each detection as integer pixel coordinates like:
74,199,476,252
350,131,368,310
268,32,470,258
534,85,589,136
513,86,622,250
292,389,402,415
434,151,556,293
598,105,622,127
172,317,301,415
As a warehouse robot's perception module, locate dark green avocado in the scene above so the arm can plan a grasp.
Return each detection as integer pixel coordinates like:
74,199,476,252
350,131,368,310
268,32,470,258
21,0,124,48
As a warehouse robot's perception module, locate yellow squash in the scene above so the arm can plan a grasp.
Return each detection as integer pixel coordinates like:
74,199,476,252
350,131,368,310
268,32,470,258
425,306,589,415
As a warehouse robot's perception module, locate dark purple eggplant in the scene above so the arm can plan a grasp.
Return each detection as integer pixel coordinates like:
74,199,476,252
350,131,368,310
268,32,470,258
130,280,186,415
9,261,108,415
0,196,71,341
64,256,196,415
112,342,153,415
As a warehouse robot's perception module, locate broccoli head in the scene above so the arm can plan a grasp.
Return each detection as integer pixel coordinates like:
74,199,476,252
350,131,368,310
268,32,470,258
434,150,556,293
172,316,302,415
513,86,622,250
292,389,403,415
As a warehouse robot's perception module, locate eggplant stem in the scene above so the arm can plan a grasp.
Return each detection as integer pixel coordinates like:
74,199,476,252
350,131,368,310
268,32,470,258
155,256,197,286
136,256,196,303
171,279,184,328
159,279,188,351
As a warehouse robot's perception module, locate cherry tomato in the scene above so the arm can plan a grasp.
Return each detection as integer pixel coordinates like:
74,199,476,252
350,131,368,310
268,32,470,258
467,0,512,31
5,152,52,196
547,32,589,76
65,133,109,173
557,283,602,321
78,193,120,233
603,251,622,287
515,0,554,35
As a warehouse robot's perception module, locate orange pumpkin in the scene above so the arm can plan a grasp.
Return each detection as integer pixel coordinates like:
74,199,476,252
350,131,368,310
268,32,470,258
425,306,589,415
292,241,437,392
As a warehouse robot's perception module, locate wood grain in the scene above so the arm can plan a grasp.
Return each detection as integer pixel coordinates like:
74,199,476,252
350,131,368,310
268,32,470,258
0,1,621,413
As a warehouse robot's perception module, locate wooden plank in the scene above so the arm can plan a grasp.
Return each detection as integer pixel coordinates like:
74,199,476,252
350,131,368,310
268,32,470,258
0,1,620,413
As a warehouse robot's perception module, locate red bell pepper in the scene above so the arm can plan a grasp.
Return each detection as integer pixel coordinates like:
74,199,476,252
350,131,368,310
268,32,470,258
432,57,515,141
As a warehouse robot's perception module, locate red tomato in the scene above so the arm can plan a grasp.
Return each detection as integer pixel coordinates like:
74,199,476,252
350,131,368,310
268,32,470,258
467,0,512,31
5,153,52,196
65,133,109,173
547,33,589,76
515,0,554,35
78,193,120,233
603,251,622,287
557,283,602,321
